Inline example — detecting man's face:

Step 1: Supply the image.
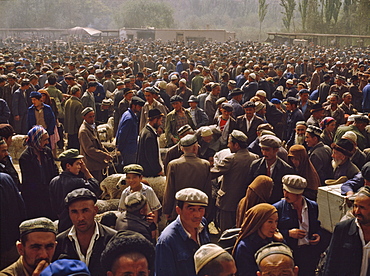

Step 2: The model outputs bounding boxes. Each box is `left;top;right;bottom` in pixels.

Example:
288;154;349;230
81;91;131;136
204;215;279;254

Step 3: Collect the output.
17;232;56;273
354;194;370;226
176;202;205;230
257;254;298;276
261;147;278;162
227;137;237;153
108;255;149;276
330;96;338;106
285;102;292;111
132;104;143;113
332;149;346;165
297;84;305;91
189;102;198;109
7;78;15;85
66;159;83;175
305;132;317;148
300;93;309;102
221;108;232;118
283;190;301;205
0;143;8;161
212;86;221;96
343;95;352;104
88;86;97;93
31;97;42;108
171;101;182;111
84;111;95;125
295;125;306;136
69;199;97;233
244;107;255;118
125;173;142;190
144;92;154;103
153;117;162;129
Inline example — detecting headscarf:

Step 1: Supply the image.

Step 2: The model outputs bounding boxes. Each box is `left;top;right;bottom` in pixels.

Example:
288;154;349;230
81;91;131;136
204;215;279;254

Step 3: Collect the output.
25;125;48;151
288;145;321;194
319;117;335;130
236;176;273;227
233;203;277;256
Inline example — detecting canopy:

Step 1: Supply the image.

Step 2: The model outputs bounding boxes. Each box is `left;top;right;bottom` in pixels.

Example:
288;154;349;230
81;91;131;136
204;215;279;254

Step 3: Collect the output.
68;27;102;36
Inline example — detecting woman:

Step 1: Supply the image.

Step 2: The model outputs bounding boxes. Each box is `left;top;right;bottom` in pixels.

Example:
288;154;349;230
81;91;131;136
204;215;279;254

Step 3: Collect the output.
233;203;281;276
288;144;321;201
19;125;59;219
320;117;336;146
236;175;274;227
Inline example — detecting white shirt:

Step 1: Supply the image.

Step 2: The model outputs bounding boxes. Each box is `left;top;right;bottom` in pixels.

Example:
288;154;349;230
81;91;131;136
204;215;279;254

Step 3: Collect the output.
246;116;254;132
179;216;204;245
297;199;310;246
67;222;100;266
355;218;370;276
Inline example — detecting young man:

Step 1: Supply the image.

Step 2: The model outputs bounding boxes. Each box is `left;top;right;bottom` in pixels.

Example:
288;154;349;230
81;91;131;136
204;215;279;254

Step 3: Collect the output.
64;85;83;149
27;91;55;136
215;102;236;148
187;95;208;129
236;101;264;146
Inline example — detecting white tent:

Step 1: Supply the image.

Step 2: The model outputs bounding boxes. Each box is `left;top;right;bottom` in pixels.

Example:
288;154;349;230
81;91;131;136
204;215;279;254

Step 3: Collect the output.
68;27;102;36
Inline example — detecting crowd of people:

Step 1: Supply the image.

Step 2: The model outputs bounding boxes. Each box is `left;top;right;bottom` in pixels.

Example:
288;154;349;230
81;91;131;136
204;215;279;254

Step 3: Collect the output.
1;38;370;275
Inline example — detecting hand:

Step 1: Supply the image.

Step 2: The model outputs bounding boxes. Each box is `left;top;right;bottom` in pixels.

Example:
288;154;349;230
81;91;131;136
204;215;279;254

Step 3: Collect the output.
32;260;48;276
273;231;284;242
146;212;155;224
14;115;20;121
158;171;164;176
80;159;88;173
288;228;307;239
309;233;321;245
346;191;354;197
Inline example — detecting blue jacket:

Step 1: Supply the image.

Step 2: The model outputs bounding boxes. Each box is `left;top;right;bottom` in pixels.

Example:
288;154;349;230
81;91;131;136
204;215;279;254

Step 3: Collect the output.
27;104;56;135
155;216;210;276
362;83;370;112
0;98;10;123
116;108;139;155
273;198;321;250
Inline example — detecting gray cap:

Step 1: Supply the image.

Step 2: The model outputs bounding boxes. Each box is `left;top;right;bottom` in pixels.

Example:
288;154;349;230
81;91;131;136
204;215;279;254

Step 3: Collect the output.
177;124;193;136
194;244;227;274
65;188;97;207
123;164;143;175
282;175;307;194
81;107;94;116
259;134;281;148
19;217;57;237
124;192;147;213
230;129;248;143
180;134;198;147
216;97;227;106
175;188;208;206
255;242;294;265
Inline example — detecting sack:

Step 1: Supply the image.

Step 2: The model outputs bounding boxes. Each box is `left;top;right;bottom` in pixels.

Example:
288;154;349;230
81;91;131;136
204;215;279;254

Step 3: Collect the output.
217;228;241;254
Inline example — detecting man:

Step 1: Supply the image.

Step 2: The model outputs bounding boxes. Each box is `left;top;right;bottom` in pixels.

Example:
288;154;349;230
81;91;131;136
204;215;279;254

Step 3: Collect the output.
298;89;315;120
194;244;237;276
273;175;321;276
192;69;204;96
331;138;359;180
323;93;345;126
236;101;264;146
211;130;258;231
45;74;65;121
329;75;349;99
137;108;164;177
78;107;112;182
0;98;10;124
27;91;55;136
228;88;244;118
310;64;322;92
323;186;370;275
116;96;145;165
205;83;220;124
187;95;209;129
0;128;20;188
339;91;357;115
255;242;298;276
81;81;97;112
0;217;57;276
285;97;304;142
165;95;195;147
166;74;179;97
53;188;117;276
341;161;370;196
11;79;31;134
306;103;324;127
215;103;236;148
176;78;193;107
248;135;294;204
305;126;333;185
100;230;155;276
115;192;156;243
163;134;212;221
334;114;369;150
49;149;101;233
286;121;308;150
318;74;332;104
362;77;370;113
156;188;211;276
64;85;83;149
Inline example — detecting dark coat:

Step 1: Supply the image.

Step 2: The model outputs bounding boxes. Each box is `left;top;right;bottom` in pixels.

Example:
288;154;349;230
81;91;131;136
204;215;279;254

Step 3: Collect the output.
236;115;264;146
27;104;56;135
54;223;117;276
115;212;154;243
308;142;333;185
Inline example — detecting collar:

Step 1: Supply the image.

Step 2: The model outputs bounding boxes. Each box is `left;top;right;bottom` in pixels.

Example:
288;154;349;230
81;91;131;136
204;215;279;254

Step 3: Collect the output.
67;221;100;242
176;216;204;241
147;123;157;134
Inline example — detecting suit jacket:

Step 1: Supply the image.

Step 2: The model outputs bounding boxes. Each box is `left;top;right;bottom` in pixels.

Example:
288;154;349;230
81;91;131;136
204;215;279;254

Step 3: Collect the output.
11;88;28;117
64;96;83;135
236;115;264;146
116;108;139;154
205;93;218;124
323;105;345;126
78;121;110;171
310;71;321;92
187;106;209;129
137;125;162;177
139;99;167;131
323;218;362;276
165;108;195;147
81;91;96;111
163;153;212;218
27;104;56;135
211;148;258;211
54;223;117;276
248;157;295;204
308;142;333;185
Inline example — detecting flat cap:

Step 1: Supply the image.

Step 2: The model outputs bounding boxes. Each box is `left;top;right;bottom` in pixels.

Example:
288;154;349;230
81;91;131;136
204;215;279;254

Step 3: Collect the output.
58;149;84;161
270;98;281;104
243;101;256;108
255;242;294;265
131;96;145;106
188;95;199;103
311;103;324;113
81;107;94;117
230;129;248;143
175;188;208;206
180;134;198;147
259;134;281;148
256;90;266;98
201;126;213;137
123;164;143;175
221;102;233;112
20;217;57;238
125;192;147;213
177;124;193;136
361;162;370;181
40;259;90;276
170;74;178;80
286;79;294;85
216;97;227;106
148;108;163;119
65;188;97;207
282;175;307;194
229;88;243;97
30;91;42;99
255;101;266;113
286;97;299;105
194;244;227;274
170;95;183;103
87;74;96;80
299;89;309;95
306;125;322;137
179;78;187;84
227;80;236;87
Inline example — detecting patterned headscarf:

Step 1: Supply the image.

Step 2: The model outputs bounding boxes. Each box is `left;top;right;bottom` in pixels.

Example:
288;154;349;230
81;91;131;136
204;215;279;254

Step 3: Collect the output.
319;117;335;130
25;125;48;151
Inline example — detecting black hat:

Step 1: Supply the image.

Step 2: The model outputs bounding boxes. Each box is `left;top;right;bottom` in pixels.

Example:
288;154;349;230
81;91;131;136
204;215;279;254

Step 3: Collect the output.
131;96;145;106
311;103;324;113
170;95;183;103
64;188;97;207
148;108;163;119
229;88;243;97
286;97;299;105
243;101;256;108
221;102;233;112
332;139;355;157
188;95;199;103
361;162;370;181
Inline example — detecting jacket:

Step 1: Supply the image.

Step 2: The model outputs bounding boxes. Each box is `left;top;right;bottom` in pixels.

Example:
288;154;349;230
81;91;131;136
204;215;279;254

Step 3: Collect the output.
27;104;55;135
165;108;195;147
0;257;27;276
139;99;167;131
187;106;208;129
11;88;28;117
64;96;83;135
236;115;264;146
0;99;10;123
308;142;333;185
116;108;139;154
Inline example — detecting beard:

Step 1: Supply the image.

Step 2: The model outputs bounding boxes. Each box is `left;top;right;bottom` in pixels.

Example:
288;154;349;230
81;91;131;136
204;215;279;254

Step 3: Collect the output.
295;134;305;145
332;158;344;169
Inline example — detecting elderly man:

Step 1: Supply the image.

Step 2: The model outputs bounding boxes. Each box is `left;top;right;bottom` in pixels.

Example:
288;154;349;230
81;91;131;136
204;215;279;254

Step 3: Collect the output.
156;188;211;276
211;130;258;231
100;231;155;276
273;175;321;276
331;138;359;180
286;121;308;150
194;244;236;276
78;107;112;182
255;242;298;276
0;217;57;276
54;188;117;276
324;186;370;275
163;134;212;221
